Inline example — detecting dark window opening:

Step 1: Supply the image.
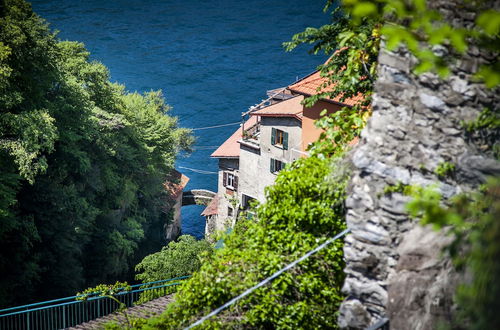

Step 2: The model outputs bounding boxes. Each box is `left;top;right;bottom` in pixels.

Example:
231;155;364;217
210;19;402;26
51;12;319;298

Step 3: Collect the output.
270;158;285;173
242;194;257;210
223;172;238;190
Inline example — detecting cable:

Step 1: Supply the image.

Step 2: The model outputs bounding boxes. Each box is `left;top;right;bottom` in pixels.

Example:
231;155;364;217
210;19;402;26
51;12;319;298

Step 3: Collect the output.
191;122;240;131
178;166;218;175
184;228;351;329
193;146;220;150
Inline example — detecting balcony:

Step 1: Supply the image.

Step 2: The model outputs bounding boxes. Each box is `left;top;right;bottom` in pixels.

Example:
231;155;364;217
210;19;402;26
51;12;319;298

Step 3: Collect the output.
240;122;260;149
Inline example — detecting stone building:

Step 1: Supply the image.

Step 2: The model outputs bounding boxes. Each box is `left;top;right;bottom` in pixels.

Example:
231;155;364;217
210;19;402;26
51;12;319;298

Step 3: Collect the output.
205;64;361;236
162;170;189;241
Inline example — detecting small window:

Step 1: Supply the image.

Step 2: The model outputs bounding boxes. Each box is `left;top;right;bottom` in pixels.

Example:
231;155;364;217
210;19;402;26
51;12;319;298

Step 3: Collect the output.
270;158;285;173
271;128;288;150
242;194;257;210
228;207;233;217
223;172;238;190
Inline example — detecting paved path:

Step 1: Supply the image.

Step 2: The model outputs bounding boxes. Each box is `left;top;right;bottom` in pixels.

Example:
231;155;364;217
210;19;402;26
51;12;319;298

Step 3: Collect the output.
69;295;174;329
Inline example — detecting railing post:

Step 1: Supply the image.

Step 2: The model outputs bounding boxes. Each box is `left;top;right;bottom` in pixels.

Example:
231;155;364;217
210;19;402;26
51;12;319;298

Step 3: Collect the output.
62;304;66;328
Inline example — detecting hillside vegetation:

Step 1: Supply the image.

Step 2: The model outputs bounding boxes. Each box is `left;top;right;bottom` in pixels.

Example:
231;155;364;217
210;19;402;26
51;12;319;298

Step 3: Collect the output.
0;0;192;306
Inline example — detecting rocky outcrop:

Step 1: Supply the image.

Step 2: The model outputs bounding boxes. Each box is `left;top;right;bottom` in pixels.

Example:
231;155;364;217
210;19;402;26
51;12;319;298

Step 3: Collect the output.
338;1;500;328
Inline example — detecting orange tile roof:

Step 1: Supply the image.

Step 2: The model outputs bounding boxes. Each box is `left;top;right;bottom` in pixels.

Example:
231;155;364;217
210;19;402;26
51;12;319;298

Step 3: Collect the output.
163;170;190;199
250;95;304;121
201;195;219;216
211;116;258;158
288;69;364;107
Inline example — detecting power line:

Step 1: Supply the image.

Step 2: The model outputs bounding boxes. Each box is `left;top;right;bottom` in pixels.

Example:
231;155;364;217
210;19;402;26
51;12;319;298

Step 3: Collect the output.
178;166;218;175
191;122;240;131
193;146;220;150
184;228;351;329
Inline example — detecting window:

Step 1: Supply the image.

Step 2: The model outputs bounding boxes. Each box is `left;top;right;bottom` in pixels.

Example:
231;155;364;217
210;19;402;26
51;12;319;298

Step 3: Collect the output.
242;194;257;210
270;158;285;173
228;207;233;217
223;172;238;190
271;128;288;150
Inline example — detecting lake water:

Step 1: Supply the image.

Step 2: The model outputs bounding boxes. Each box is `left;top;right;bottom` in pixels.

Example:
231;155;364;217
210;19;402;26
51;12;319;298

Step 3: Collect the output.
31;0;328;238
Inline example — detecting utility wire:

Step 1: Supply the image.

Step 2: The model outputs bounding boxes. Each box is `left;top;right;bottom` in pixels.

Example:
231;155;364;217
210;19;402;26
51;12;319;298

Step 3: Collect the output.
178;166;218;175
193;146;220;150
185;228;351;329
191;122;240;131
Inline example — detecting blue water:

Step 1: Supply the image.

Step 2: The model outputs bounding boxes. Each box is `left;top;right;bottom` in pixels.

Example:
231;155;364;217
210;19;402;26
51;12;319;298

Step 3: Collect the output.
31;0;328;238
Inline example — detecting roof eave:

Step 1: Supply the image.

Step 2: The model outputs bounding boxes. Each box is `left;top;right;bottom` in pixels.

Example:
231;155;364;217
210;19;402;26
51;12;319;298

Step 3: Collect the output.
253;113;303;121
211;155;240;159
287;88;354;108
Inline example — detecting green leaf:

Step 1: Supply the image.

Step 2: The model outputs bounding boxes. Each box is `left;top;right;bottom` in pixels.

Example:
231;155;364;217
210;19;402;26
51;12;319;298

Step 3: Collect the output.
352;2;378;19
477;10;500;36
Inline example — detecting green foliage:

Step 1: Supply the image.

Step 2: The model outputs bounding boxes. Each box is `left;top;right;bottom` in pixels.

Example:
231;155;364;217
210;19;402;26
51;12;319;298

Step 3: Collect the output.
142;155;348;329
0;0;192;306
382;181;411;196
77;281;132;301
434;161;456;179
284;3;380;107
284;1;377;157
135;235;213;282
462;107;500;159
406;185;464;230
133;235;211;304
406;179;500;328
78;281;135;329
342;0;500;87
311;107;368;156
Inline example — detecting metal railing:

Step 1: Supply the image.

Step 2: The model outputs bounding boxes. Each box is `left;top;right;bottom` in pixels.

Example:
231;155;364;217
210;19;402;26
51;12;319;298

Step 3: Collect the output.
0;276;190;330
242;121;261;141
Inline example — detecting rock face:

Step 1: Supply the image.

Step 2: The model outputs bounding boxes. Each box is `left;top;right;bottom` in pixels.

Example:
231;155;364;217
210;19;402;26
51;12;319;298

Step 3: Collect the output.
338;1;500;328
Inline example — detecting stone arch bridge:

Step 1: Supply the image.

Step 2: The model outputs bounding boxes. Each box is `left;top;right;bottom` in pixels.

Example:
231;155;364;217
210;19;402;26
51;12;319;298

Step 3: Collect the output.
182;189;216;206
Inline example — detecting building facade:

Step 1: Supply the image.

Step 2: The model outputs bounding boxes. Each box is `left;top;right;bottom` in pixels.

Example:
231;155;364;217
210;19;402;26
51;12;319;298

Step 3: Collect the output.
204;64;361;236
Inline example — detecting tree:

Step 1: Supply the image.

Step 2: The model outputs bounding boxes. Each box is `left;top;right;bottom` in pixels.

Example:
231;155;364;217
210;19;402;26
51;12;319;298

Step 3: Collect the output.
0;0;192;306
135;235;213;282
143;155;348;328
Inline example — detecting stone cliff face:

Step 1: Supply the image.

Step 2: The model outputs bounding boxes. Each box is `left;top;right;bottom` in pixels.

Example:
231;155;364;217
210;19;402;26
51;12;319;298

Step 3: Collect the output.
338;1;500;328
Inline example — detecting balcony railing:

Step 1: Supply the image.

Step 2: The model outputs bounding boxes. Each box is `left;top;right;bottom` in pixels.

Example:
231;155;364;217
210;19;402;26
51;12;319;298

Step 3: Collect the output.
242;122;260;142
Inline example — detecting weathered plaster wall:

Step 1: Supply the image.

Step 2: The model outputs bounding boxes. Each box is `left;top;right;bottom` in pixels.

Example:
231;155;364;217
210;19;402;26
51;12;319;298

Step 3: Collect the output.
207;158;239;236
302;99;342;151
238;144;263;202
260;116;302;165
338;1;500;328
238;116;302;204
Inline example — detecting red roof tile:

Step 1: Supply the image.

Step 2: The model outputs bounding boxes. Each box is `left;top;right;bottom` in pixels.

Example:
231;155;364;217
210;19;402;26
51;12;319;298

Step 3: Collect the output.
211;116;258;158
288;53;364;107
163;170;189;199
288;70;364;107
250;95;304;120
201;195;219;216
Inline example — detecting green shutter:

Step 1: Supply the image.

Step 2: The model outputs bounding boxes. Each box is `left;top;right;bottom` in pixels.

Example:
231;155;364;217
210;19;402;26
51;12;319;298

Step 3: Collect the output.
271;128;276;145
270;158;275;173
283;131;289;150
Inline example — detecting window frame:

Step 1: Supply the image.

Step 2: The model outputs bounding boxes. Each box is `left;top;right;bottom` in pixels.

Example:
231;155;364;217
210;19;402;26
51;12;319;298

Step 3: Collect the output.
270;158;285;173
223;171;238;190
271;128;289;150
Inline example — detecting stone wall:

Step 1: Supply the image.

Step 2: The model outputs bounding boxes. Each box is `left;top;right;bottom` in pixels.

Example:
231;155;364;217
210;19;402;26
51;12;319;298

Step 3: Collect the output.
338;1;499;328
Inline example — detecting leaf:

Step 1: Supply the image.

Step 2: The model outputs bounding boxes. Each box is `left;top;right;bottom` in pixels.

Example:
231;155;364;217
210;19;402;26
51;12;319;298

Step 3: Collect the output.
477;10;500;36
352;2;378;19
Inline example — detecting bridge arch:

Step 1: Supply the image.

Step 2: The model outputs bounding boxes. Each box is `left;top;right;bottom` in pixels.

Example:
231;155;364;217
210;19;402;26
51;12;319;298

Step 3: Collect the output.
182;189;216;206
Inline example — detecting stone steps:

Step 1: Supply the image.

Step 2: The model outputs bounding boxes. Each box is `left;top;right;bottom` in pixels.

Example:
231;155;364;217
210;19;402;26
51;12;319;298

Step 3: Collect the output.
69;295;174;329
